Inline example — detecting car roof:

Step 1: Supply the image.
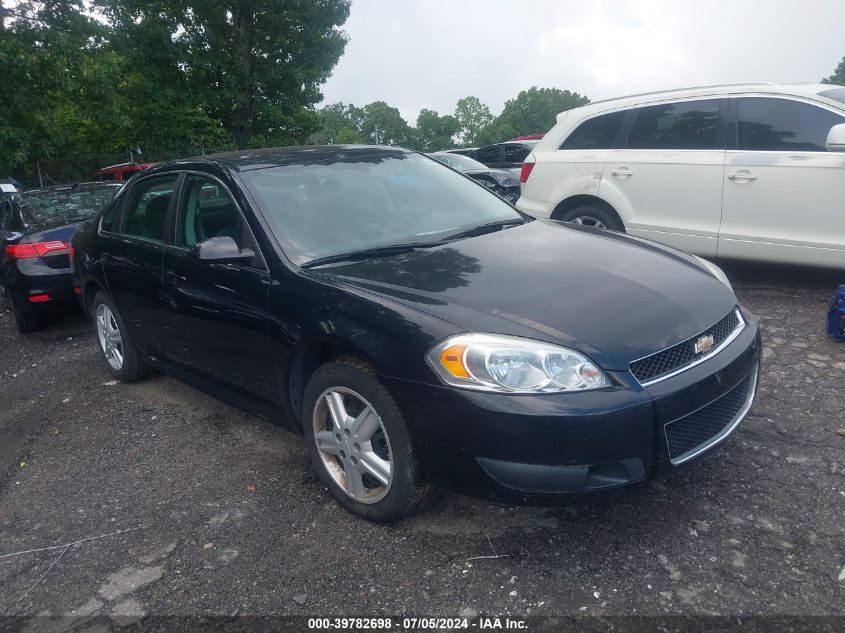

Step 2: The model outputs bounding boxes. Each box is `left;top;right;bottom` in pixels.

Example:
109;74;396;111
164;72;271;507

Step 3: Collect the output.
23;182;123;196
180;145;412;172
556;82;842;122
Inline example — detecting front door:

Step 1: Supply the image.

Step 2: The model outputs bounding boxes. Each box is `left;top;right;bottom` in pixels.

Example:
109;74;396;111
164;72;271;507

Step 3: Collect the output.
719;96;845;266
160;173;286;408
602;98;726;256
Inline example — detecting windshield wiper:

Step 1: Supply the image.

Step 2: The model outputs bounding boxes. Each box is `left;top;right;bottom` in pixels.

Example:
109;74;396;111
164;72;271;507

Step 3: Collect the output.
441;218;526;242
301;242;444;269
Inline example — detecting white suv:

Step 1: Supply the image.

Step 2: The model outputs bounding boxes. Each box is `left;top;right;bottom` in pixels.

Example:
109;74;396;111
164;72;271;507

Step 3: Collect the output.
517;83;845;267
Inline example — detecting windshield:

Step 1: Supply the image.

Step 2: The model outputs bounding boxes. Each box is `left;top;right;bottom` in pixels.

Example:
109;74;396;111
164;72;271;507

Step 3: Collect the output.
241;152;523;264
21;186;121;222
429;153;489;172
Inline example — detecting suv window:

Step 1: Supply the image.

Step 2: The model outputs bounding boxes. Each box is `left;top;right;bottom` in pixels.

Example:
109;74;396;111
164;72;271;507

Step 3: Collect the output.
737;97;845;152
121;175;178;243
503;144;530;163
628;99;721;150
561;110;628;150
474;145;501;165
176;175;262;266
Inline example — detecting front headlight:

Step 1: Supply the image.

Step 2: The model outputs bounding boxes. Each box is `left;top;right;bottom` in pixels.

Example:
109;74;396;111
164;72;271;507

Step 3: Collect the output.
427;333;611;393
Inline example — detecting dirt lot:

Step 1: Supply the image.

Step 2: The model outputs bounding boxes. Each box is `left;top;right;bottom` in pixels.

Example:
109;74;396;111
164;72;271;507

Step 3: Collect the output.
0;261;843;626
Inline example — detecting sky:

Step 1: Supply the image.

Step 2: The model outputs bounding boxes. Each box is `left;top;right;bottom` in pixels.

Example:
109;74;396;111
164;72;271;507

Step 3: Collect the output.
320;0;845;124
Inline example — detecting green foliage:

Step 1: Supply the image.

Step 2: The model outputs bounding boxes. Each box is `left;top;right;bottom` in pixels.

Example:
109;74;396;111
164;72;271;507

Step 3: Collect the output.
822;56;845;86
360;101;411;146
411;109;458;152
454;96;494;146
0;0;350;180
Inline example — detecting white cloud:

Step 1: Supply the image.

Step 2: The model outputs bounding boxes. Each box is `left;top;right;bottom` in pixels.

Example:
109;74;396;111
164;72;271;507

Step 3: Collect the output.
321;0;845;123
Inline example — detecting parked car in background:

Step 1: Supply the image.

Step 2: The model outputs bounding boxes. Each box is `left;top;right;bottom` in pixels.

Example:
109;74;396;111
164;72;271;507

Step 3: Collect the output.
517;83;845;268
443;147;478;157
91;162;157;182
472;140;539;172
1;182;121;332
72;145;759;522
428;151;521;203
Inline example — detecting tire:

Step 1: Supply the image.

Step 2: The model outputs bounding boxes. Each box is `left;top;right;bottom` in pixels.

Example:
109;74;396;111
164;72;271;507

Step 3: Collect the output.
302;357;436;522
559;204;624;232
91;291;154;382
10;300;41;334
2;281;41;334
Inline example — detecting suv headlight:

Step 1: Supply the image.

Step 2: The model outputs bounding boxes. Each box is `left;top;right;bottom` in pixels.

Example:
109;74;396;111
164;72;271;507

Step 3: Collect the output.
427;333;610;393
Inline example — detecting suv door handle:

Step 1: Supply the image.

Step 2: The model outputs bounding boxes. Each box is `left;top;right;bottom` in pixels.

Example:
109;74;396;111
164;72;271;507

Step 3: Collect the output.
728;171;757;181
611;167;633;178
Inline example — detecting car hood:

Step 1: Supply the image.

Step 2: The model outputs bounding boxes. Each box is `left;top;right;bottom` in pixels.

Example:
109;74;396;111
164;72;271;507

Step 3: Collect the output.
315;220;737;370
464;169;520;187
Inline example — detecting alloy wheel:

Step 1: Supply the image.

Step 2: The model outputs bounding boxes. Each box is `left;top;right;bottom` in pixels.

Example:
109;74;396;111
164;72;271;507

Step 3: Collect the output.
312;386;393;504
96;304;124;371
571;216;607;229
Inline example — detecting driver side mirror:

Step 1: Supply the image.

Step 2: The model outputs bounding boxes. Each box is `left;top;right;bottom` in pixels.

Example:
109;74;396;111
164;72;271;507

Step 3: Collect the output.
826;123;845;152
189;236;254;264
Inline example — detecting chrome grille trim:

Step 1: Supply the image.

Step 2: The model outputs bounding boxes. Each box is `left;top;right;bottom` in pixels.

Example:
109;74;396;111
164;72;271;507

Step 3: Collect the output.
665;365;758;465
630;308;746;387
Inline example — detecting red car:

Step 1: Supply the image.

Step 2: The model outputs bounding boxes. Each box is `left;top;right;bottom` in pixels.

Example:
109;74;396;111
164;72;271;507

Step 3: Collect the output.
90;162;157;182
509;134;544;141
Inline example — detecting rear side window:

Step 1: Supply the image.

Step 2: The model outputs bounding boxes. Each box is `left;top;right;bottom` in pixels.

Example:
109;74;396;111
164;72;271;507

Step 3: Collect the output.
0;200;12;230
628;99;721;150
121;175;178;243
560;110;628;150
474;145;501;165
503;144;530;163
737;97;845;152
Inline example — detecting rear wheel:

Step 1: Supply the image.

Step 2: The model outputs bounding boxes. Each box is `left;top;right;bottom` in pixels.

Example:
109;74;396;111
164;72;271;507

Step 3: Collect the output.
302;357;435;522
2;281;40;334
559;204;624;231
91;291;153;382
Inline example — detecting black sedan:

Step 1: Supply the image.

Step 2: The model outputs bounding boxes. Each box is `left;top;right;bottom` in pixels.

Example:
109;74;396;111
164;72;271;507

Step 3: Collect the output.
71;146;760;522
428;152;520;203
1;182;122;332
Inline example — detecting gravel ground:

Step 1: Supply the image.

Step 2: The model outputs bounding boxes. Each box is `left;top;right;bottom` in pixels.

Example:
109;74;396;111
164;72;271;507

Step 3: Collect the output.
0;261;843;627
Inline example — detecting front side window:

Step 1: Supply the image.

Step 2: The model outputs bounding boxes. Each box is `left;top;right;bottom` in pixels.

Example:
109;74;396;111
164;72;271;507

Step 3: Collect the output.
737;97;845;152
628;99;721;150
121;175;178;243
560;110;628;150
242;152;523;263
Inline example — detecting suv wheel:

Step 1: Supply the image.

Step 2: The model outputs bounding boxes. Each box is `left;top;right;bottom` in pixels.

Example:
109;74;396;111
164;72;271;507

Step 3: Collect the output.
560;204;624;231
302;357;436;522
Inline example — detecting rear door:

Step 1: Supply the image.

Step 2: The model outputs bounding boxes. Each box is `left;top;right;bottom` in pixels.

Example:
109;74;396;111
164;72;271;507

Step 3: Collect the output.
719;95;845;266
602;98;726;256
102;173;178;355
159;173;286;408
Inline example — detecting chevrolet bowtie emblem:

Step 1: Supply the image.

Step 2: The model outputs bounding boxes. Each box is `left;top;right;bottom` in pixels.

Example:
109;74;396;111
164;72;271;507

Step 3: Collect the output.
694;334;715;355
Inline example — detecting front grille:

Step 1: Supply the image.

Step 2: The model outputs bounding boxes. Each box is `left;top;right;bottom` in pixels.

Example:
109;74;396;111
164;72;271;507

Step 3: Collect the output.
664;372;754;462
630;309;742;384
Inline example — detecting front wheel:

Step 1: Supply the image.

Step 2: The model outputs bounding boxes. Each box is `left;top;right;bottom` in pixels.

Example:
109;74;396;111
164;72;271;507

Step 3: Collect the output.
559;204;624;231
302;357;435;522
91;291;153;382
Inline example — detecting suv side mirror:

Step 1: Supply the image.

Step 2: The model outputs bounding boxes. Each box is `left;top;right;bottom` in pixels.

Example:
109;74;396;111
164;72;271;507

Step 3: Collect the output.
826;123;845;152
189;236;254;263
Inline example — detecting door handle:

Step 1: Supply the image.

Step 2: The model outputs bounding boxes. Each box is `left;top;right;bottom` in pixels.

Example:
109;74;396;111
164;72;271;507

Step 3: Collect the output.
611;167;633;178
728;171;757;181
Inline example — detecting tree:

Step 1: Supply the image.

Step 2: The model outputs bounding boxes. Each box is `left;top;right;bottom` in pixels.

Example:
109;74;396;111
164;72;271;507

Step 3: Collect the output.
360;101;411;146
411;109;458;151
98;0;351;148
454;96;493;146
316;102;365;143
822;56;845;86
495;87;590;137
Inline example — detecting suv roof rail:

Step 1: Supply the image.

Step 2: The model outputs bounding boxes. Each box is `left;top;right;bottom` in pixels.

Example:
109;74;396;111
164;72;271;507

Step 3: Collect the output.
584;82;780;108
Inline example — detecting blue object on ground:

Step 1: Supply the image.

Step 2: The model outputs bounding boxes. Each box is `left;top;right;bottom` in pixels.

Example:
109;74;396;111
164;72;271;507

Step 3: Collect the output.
827;285;845;341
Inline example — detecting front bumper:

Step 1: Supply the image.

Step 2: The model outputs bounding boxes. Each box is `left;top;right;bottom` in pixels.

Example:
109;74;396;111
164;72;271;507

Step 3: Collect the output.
385;310;761;504
4;259;76;317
